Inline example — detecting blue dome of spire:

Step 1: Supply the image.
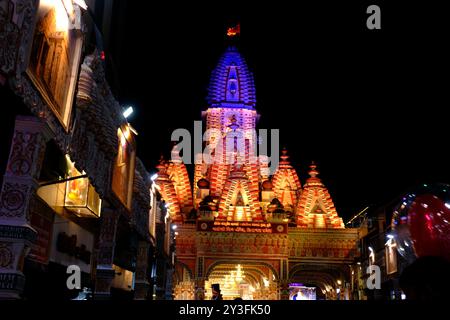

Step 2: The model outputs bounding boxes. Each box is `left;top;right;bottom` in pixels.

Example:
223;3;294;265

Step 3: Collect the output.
207;47;256;109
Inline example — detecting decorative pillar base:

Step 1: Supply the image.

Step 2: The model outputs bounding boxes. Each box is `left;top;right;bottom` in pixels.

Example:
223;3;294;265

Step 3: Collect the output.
134;280;150;300
0;272;26;300
134;240;150;300
0;224;37;299
194;277;205;300
0;116;52;299
279;281;290;300
94;267;116;300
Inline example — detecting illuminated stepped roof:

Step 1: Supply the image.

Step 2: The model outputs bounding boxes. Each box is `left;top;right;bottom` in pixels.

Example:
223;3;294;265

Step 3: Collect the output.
155;156;182;221
217;165;262;221
296;163;344;229
168;146;193;209
157;44;347;229
207;46;256;109
272;149;302;210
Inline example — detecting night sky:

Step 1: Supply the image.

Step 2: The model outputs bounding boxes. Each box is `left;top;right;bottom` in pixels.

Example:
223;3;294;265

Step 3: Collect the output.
2;2;449;221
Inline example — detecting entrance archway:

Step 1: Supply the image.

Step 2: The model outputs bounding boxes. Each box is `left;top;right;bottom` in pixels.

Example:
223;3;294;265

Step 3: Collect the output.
205;262;279;300
289;264;350;300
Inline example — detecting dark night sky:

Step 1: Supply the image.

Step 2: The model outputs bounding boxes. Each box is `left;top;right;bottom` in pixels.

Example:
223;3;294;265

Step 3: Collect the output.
1;1;449;221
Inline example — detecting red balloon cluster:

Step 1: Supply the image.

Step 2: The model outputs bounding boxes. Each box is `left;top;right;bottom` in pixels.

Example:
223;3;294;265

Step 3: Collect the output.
408;194;450;261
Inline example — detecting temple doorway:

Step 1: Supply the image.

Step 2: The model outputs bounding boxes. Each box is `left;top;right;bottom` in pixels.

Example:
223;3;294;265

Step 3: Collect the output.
289;264;350;300
205;262;279;300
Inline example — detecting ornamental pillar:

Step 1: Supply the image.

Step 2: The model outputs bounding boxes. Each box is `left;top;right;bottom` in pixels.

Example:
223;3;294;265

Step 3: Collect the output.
195;278;206;300
279;259;290;300
94;208;119;299
279;280;290;300
134;240;150;300
0;116;52;299
194;256;205;300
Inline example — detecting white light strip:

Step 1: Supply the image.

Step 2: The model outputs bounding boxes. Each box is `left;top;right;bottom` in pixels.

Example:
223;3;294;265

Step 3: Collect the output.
73;0;88;10
123;106;133;119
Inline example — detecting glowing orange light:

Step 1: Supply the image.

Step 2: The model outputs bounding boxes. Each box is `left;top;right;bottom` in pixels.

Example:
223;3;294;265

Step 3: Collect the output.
64;155;102;218
227;23;240;37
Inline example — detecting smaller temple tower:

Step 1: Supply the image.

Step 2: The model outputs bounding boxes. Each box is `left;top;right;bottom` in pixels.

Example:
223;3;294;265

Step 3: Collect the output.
296;162;344;228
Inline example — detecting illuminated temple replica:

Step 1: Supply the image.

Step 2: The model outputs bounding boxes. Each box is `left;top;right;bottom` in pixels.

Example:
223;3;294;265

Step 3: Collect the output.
155;42;360;300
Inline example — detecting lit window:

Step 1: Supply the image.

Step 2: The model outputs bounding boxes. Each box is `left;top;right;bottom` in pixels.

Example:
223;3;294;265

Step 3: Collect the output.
64;155;102;218
112;126;136;209
27;0;83;129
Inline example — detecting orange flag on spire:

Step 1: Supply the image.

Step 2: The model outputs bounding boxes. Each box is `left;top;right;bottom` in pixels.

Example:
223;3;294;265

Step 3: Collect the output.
227;23;241;37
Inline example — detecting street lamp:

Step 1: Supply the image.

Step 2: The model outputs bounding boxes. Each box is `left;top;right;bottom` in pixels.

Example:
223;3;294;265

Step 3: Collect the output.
123;106;133;119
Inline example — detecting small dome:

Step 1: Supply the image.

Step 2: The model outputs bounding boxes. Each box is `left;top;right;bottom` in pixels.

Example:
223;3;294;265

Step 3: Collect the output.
262;180;273;190
197;178;210;189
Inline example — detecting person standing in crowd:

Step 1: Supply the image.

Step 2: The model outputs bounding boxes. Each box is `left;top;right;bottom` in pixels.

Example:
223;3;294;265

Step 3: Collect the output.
211;284;223;300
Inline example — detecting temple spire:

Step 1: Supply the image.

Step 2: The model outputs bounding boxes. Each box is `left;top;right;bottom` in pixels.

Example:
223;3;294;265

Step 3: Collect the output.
271;147;302;209
280;148;289;163
207;33;256;109
308;161;319;178
296;161;344;228
278;147;293;169
304;161;323;187
156;155;168;179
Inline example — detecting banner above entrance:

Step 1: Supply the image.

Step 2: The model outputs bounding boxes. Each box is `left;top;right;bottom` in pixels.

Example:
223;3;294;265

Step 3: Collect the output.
197;220;288;234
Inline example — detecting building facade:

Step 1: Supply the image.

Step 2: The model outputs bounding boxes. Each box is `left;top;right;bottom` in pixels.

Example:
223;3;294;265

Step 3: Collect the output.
0;0;166;300
149;181;176;300
352;189;430;300
155;46;360;300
